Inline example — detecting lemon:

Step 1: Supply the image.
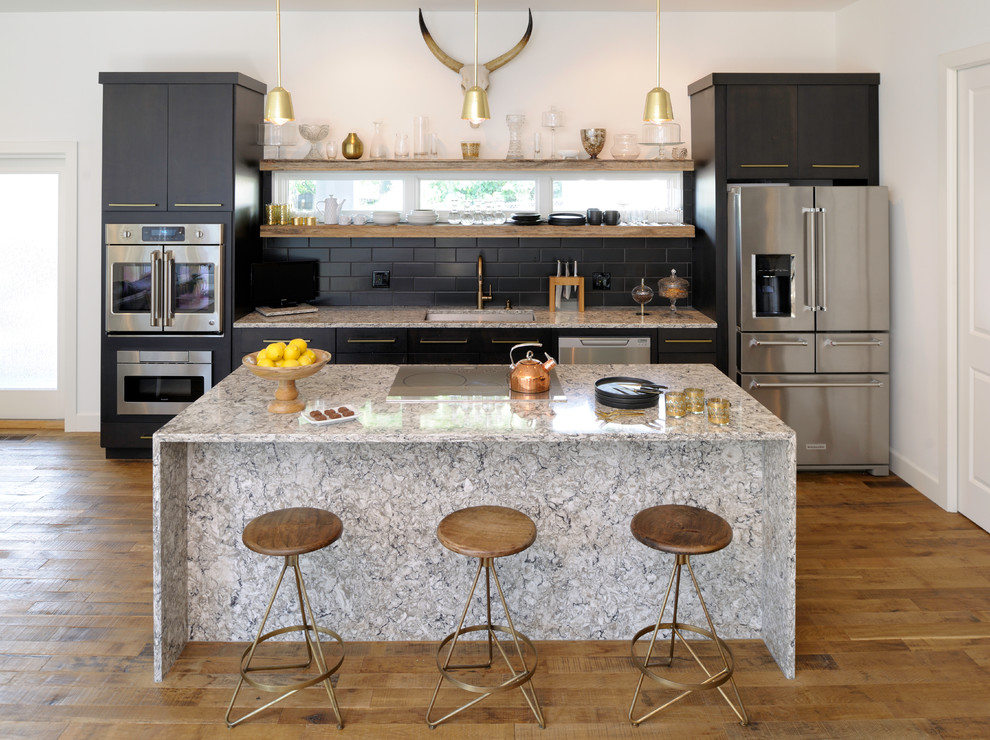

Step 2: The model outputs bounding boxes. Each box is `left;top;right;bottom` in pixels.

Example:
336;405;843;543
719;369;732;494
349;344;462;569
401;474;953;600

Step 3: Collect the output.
275;360;285;367
257;357;275;367
266;342;285;361
298;354;314;366
256;347;269;361
289;337;308;352
302;349;317;363
283;345;301;361
282;358;301;368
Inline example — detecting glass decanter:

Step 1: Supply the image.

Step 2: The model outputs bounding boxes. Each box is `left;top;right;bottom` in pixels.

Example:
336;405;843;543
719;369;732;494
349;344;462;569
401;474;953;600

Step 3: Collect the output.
370;120;388;160
631;278;654;316
505;114;526;159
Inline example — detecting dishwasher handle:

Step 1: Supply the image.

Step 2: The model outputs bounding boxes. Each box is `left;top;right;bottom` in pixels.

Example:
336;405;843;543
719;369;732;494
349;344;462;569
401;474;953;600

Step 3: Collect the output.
563;338;634;347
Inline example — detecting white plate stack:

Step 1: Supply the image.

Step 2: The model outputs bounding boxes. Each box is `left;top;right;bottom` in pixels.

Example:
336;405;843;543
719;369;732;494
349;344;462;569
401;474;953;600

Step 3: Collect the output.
406;209;438;225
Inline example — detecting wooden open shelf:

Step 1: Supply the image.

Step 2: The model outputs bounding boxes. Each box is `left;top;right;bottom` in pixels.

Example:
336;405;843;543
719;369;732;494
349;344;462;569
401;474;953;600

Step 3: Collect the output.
261;223;695;239
261;158;693;172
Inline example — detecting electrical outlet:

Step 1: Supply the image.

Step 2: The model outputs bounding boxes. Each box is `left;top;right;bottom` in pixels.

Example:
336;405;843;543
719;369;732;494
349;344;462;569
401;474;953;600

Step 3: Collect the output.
372;270;390;288
592;272;611;290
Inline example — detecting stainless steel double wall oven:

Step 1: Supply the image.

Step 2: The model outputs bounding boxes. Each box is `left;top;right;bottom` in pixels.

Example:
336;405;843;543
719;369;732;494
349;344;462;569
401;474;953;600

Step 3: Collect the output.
102;220;232;458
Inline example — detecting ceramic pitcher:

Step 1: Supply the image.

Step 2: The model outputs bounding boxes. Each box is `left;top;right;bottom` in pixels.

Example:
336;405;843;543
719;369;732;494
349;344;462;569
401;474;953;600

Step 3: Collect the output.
317;196;346;225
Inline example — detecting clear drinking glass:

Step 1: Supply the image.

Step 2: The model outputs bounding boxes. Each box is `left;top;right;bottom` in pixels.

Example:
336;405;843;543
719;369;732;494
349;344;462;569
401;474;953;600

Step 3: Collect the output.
394;133;410;159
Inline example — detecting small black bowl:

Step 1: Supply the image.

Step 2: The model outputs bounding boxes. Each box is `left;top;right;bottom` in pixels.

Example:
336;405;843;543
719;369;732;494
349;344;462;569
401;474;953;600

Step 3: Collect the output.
603;210;620;226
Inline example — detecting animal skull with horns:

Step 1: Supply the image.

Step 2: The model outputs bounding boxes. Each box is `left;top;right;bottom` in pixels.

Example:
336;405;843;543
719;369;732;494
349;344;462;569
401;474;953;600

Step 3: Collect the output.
419;7;533;97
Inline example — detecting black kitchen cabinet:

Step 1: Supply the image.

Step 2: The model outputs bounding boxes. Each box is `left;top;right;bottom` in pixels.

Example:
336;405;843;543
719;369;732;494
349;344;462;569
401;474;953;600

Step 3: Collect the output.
724;81;876;182
408;328;480;365
101;84;168;210
478;328;553;364
656;328;716;364
234;327;336;363
100;72;265;213
725;85;798;179
796;84;875;179
335;327;407;364
689;72;879;373
167;84;234;211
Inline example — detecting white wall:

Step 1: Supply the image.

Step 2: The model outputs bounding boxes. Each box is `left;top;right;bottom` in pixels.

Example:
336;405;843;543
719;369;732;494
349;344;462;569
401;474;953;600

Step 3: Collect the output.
835;0;990;507
0;9;836;430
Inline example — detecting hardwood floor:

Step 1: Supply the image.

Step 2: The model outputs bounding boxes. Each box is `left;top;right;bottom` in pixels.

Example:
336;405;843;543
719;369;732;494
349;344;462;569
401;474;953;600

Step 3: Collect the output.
2;427;989;738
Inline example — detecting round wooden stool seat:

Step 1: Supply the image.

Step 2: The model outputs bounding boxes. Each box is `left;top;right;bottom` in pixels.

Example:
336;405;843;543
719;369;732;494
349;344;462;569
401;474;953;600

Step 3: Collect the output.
242;506;343;557
437;505;536;559
631;504;732;556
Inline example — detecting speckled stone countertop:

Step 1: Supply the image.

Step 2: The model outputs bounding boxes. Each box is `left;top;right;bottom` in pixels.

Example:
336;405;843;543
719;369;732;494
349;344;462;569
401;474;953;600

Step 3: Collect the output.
158;363;785;443
234;305;716;329
152;363;796;683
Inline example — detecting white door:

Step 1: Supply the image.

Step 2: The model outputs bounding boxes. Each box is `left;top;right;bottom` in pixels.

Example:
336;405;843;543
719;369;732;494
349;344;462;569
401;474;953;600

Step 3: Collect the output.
958;63;990;531
0;145;76;421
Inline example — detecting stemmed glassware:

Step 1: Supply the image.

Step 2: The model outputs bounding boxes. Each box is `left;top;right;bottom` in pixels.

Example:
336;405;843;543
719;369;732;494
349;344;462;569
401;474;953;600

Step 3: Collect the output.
298;124;330;160
505;114;526;160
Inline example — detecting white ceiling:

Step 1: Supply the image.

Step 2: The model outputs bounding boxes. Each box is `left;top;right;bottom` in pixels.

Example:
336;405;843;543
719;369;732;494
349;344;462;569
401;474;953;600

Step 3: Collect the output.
0;1;860;12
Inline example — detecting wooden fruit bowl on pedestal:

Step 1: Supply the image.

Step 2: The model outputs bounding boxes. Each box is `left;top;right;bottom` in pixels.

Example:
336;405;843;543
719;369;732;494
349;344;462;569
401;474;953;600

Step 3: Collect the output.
242;349;332;414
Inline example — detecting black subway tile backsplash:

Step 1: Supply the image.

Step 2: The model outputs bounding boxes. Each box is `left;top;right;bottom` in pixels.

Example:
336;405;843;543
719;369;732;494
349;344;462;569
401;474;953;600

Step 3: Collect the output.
260;235;693;308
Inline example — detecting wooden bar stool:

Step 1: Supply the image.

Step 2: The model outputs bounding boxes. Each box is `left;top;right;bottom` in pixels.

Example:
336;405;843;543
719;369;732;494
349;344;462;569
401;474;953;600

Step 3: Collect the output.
225;506;345;729
426;505;545;729
628;504;749;727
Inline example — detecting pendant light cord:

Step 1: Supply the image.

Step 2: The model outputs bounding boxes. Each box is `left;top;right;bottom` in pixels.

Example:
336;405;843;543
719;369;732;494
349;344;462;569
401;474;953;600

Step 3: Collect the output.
275;0;283;88
656;0;661;88
474;0;480;88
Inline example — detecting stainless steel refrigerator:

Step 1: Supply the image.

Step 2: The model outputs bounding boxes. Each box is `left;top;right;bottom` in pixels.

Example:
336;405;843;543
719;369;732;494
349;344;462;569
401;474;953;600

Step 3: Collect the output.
729;185;889;475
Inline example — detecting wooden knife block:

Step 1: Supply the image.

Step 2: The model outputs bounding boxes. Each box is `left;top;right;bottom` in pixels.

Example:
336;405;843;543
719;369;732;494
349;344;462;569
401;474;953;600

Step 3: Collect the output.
549;276;585;313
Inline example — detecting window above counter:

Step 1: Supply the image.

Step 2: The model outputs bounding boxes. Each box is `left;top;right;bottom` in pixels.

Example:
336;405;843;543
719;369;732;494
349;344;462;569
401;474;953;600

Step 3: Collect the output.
261;158;694;239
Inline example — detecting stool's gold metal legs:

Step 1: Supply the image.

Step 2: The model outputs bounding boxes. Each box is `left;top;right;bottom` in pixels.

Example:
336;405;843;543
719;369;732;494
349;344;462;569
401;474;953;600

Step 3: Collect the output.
426;557;545;729
629;554;748;727
226;554;344;729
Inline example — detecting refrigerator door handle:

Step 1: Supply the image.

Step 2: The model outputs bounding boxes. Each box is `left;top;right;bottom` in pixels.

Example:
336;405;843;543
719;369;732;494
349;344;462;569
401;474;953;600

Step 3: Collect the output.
163;250;174;328
818;209;828;312
749;338;809;347
150;250;162;328
823;338;884;347
802;208;820;312
748;379;885;389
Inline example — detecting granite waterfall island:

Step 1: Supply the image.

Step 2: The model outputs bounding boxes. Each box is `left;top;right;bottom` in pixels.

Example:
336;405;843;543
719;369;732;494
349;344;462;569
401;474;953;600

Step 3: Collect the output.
152;363;796;681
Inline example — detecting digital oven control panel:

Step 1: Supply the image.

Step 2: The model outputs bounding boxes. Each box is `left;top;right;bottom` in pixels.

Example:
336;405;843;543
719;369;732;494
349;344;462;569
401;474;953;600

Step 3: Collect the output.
105;223;223;246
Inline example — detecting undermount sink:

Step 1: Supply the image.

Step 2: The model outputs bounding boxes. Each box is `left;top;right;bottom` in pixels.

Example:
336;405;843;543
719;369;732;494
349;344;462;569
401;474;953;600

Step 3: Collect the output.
425;309;535;322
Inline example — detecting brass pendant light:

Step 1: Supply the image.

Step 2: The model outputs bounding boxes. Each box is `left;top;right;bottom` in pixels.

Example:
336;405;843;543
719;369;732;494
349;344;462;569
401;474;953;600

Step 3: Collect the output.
461;0;491;126
264;0;295;125
643;0;673;124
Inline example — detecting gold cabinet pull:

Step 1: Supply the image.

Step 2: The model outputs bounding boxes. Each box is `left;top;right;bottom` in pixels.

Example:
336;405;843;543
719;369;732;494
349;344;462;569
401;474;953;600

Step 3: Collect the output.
664;338;713;344
811;164;860;169
173;203;224;207
347;338;397;344
739;164;790;168
108;203;158;207
419;339;469;344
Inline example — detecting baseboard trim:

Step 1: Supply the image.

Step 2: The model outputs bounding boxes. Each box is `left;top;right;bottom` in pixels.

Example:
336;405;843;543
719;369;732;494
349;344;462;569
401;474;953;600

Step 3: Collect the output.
890;450;945;510
65;413;99;433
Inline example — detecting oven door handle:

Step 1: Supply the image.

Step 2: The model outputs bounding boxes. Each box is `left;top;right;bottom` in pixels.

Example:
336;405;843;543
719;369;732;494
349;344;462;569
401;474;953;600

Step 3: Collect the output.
163;250;175;327
150;250;162;327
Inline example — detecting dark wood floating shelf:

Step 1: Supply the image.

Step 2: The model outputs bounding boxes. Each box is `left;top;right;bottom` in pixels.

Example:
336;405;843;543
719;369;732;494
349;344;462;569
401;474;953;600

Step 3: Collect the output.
261;223;695;239
261;158;694;172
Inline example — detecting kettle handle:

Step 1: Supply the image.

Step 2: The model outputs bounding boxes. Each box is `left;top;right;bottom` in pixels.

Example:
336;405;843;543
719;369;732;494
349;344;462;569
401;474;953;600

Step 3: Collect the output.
509;342;542;368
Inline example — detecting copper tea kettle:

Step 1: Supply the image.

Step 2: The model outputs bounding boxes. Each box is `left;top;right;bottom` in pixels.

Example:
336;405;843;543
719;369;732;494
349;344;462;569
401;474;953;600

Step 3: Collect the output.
509;343;557;394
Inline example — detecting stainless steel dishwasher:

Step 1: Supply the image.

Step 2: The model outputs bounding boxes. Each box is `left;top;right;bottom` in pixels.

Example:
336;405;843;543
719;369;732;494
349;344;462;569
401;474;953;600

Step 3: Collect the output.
557;336;652;364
